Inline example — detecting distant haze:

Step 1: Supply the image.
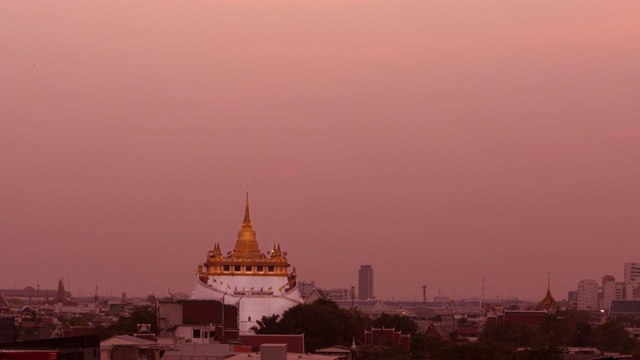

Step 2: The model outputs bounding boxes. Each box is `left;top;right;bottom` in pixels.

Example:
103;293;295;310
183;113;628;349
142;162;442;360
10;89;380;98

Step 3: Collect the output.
1;1;640;301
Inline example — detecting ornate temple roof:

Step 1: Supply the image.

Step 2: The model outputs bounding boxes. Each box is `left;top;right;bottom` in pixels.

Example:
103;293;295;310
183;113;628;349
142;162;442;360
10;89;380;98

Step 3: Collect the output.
538;274;557;311
199;189;293;280
231;190;263;259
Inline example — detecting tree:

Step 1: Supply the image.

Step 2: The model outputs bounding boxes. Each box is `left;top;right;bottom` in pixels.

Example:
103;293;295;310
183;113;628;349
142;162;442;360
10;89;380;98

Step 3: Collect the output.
483;320;536;348
516;346;562;360
252;314;281;334
96;306;157;340
594;320;639;354
61;316;89;329
251;299;356;352
433;340;512;360
371;314;418;335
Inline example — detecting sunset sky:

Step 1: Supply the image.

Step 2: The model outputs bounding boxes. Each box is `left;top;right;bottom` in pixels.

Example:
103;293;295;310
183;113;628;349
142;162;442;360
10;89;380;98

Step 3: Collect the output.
1;1;640;301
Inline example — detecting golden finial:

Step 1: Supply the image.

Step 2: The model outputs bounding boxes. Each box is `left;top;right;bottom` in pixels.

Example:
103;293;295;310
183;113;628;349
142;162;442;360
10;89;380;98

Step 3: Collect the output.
242;186;252;228
232;186;261;258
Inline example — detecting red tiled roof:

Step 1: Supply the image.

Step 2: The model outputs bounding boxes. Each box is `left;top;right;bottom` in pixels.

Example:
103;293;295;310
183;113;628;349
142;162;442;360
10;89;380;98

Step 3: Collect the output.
365;327;410;350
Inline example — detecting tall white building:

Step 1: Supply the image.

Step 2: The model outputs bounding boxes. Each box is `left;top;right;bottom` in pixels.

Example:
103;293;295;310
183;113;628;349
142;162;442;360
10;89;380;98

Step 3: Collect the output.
577;279;599;310
624;263;640;299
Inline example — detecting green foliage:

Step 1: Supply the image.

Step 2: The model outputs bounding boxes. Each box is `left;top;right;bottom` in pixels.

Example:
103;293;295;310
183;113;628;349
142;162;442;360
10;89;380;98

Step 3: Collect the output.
410;333;446;359
594;319;639;353
516;346;562;360
359;343;412;360
61;316;89;329
96;306;157;340
252;314;281;334
480;310;640;357
371;314;418;335
251;305;640;358
251;299;376;352
483;320;536;347
433;340;513;360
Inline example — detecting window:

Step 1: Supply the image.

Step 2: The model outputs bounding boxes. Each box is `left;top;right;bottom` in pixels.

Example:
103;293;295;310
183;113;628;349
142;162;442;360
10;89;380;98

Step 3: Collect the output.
268;266;275;272
193;329;201;338
257;266;264;272
246;266;252;272
235;265;241;272
223;265;230;272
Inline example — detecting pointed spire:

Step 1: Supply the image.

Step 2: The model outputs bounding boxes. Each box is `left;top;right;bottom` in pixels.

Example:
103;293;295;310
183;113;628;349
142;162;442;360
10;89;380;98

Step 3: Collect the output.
232;187;262;258
55;278;66;304
242;185;252;229
539;272;557;311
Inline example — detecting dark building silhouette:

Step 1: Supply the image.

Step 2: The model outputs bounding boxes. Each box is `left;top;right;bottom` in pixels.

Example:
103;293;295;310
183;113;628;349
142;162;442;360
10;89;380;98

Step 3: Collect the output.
0;335;99;360
358;265;374;300
0;317;16;344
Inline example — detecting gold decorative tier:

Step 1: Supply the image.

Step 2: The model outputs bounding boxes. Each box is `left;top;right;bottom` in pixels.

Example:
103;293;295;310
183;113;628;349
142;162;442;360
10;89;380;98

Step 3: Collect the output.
231;190;263;259
199;190;293;277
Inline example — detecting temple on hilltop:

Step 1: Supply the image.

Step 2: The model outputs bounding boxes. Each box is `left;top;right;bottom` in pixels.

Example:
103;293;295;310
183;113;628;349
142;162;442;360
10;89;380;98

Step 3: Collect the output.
538;274;558;313
191;190;302;332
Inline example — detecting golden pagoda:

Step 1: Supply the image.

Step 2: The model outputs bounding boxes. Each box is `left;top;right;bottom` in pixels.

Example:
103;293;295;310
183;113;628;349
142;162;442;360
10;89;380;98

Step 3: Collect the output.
538;273;558;313
192;189;301;332
198;190;292;278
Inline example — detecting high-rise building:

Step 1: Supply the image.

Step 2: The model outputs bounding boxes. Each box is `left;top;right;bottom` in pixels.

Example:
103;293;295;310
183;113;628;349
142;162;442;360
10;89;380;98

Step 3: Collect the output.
602;275;625;311
567;290;578;310
358;265;374;300
577;279;599;310
624;263;640;299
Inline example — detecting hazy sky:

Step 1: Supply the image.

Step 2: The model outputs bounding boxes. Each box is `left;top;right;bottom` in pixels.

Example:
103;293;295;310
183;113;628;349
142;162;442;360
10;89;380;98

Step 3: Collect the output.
2;1;640;302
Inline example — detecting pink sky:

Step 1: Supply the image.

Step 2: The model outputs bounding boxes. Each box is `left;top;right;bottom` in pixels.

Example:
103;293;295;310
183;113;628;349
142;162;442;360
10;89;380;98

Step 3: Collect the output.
1;1;640;301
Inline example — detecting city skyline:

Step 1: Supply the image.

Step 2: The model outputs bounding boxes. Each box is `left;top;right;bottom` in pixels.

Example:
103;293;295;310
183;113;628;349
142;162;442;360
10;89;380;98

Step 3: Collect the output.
2;1;640;302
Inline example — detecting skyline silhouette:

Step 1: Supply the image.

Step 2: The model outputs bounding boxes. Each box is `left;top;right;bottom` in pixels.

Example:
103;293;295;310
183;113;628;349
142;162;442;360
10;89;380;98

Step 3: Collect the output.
1;1;640;301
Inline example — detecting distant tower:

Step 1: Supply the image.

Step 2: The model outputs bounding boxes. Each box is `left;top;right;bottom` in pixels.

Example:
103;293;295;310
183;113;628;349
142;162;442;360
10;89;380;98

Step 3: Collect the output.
577;279;598;310
538;273;558;313
351;286;355;307
422;285;427;307
55;278;66;304
358;265;374;300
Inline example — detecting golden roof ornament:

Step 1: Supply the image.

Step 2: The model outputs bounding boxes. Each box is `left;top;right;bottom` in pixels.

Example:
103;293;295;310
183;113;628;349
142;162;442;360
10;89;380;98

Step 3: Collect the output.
538;272;558;311
232;187;263;259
